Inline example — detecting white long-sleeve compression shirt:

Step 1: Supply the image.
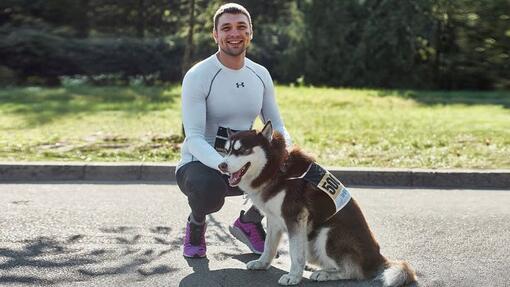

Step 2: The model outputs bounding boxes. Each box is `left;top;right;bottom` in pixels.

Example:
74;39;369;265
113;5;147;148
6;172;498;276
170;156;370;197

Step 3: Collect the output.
177;53;291;172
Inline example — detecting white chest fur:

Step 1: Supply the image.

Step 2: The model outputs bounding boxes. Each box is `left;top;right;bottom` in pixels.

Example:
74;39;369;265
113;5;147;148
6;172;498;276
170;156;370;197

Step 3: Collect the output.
245;187;287;231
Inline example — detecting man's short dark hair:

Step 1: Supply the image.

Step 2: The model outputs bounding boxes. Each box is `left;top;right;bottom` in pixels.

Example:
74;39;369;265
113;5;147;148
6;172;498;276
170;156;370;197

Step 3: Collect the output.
213;3;252;31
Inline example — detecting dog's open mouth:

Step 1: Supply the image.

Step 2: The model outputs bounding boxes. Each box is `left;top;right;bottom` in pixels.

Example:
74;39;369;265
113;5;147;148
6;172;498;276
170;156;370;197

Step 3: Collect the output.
228;162;251;187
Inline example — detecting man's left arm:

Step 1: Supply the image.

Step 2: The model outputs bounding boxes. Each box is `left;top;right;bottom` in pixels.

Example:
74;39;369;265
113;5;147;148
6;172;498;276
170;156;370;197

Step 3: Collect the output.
259;69;292;147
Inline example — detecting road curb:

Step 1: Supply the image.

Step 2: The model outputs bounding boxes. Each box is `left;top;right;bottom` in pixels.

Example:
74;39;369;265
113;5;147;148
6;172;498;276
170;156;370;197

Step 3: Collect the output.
0;162;509;189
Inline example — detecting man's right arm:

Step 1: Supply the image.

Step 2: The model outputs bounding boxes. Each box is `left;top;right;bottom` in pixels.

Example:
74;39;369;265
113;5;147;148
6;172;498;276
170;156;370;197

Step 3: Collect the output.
181;72;224;171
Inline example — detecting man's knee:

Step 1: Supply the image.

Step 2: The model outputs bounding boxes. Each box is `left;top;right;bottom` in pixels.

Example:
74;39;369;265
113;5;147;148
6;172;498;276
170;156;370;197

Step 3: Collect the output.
188;176;227;213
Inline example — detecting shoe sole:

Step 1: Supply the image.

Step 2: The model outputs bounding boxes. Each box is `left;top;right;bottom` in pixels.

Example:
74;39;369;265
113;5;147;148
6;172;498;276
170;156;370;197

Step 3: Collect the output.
183;253;206;258
229;225;263;255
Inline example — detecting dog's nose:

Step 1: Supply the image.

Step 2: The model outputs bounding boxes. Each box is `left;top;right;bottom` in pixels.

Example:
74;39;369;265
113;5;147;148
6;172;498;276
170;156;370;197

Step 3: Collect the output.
218;162;228;173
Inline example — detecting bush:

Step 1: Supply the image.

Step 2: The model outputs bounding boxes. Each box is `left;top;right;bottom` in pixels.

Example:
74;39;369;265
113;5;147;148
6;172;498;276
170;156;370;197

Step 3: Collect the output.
0;27;185;85
0;65;17;86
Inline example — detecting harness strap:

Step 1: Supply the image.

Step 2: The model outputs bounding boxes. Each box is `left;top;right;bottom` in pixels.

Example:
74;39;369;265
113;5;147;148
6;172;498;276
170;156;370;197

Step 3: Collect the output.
285;163;312;180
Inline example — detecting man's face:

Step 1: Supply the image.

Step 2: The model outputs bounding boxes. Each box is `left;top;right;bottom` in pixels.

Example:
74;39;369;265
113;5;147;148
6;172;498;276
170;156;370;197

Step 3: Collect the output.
213;13;252;57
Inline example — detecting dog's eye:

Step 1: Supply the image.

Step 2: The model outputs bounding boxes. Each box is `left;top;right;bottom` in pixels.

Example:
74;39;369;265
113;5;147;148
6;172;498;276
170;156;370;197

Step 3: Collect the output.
241;147;251;155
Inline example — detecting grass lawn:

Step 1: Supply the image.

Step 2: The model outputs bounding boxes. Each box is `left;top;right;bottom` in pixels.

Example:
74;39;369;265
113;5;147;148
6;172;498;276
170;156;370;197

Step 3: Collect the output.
1;85;509;169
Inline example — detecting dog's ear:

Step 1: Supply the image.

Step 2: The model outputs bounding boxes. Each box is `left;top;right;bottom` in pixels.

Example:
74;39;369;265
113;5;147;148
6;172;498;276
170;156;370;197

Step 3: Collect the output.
260;121;273;142
227;127;234;138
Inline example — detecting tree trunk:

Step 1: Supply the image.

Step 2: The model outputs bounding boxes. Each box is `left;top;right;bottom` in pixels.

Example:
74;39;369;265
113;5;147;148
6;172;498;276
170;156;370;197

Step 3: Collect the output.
181;0;195;77
137;0;146;38
76;0;90;38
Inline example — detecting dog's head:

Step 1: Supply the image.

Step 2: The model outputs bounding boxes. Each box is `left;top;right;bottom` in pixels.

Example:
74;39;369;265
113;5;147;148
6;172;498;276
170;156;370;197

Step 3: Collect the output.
218;121;276;188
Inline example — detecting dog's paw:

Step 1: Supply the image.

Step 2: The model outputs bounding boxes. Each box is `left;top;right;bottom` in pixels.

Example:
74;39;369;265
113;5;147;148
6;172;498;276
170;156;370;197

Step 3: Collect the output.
246;259;270;270
310;270;331;281
278;273;301;285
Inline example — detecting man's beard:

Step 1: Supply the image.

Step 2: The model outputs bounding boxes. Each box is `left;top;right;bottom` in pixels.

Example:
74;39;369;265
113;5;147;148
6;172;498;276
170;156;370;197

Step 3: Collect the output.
220;45;248;57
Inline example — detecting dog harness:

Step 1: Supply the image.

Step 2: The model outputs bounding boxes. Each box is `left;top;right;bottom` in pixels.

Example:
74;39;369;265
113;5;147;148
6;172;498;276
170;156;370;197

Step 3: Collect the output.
287;162;351;220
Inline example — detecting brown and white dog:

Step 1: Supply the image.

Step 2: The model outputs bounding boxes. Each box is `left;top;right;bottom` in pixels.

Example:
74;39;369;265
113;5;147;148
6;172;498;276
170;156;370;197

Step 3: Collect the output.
219;121;416;286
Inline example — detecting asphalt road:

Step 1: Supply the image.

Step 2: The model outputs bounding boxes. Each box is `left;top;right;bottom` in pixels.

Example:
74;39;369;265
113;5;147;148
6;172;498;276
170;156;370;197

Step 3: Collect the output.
0;182;509;287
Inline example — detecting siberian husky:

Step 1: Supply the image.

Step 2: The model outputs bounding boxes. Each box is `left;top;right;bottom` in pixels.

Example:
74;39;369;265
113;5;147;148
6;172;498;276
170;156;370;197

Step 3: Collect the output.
218;121;416;286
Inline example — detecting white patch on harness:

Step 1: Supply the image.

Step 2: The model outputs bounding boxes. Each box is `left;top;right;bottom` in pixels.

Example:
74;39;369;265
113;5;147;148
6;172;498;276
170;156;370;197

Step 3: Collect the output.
317;170;351;216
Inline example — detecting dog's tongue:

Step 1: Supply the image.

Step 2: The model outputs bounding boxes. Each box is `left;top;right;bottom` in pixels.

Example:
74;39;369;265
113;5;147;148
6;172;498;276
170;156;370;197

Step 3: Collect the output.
228;170;242;186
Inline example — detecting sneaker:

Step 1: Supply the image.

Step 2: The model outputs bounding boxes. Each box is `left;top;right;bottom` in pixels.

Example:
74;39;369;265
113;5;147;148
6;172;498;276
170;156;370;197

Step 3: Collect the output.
183;219;207;258
229;211;265;254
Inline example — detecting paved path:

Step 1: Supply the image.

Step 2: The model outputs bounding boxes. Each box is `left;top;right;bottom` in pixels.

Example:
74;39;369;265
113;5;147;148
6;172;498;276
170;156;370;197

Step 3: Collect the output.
0;182;509;286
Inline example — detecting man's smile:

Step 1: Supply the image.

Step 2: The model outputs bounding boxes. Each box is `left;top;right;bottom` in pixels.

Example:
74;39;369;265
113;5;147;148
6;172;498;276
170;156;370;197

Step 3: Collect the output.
227;39;243;46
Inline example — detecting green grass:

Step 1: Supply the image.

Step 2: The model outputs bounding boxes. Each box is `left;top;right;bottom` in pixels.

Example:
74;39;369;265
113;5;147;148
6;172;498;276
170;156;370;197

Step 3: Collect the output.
1;85;183;162
1;85;509;168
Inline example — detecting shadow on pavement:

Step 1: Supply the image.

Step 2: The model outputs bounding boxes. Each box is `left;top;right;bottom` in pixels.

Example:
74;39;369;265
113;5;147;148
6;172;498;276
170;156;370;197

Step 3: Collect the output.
180;255;291;287
0;225;179;285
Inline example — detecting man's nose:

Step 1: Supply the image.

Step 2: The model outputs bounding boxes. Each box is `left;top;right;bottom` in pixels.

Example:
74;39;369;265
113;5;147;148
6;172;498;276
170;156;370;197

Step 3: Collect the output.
227;29;242;37
218;162;228;173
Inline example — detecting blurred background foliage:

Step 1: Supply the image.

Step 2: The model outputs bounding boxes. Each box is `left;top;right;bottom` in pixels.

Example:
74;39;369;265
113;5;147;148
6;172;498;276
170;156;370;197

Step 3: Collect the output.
0;0;508;89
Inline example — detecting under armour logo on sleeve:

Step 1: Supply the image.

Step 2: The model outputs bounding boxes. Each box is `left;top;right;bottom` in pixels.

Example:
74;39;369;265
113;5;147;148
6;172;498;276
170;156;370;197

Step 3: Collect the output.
235;82;245;88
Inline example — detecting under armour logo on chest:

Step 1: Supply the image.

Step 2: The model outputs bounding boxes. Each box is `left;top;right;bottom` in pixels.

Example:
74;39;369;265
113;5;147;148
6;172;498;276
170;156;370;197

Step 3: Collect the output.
236;82;245;88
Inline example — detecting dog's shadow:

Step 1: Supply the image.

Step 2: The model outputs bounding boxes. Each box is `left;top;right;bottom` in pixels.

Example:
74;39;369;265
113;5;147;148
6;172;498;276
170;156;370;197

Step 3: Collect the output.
180;253;421;287
179;253;291;287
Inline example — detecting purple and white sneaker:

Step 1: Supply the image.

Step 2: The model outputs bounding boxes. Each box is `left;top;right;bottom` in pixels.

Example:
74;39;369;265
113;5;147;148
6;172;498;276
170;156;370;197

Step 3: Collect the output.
183;219;207;258
229;211;265;254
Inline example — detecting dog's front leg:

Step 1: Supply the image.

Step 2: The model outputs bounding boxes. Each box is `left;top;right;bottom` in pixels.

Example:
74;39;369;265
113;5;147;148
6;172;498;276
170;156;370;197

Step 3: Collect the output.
247;217;282;270
278;211;308;285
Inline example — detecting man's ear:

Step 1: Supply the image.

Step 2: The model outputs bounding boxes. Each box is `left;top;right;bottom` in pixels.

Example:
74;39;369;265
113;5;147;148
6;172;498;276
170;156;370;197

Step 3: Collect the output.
213;29;218;43
260;121;273;142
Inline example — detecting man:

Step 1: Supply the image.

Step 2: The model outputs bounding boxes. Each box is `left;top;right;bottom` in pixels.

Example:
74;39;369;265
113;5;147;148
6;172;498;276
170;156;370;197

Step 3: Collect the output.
177;3;292;258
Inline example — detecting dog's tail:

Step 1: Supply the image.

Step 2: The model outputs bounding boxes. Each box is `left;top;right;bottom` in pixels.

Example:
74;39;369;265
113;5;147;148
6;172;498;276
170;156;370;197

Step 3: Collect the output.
378;259;416;287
